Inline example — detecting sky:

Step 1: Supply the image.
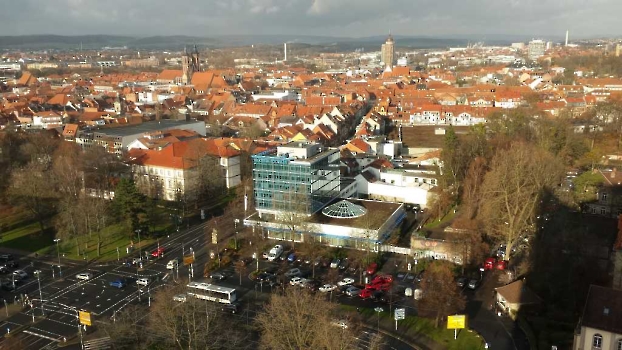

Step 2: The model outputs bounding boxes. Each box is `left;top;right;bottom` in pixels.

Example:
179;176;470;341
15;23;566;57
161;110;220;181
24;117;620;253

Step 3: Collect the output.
0;0;620;39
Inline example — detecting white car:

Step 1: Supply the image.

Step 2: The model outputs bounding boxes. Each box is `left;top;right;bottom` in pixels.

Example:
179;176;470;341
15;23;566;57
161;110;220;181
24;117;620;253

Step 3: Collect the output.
166;259;178;270
319;284;337;293
173;294;187;302
136;278;150;286
331;320;349;329
337;278;355;287
289;277;304;286
76;272;93;281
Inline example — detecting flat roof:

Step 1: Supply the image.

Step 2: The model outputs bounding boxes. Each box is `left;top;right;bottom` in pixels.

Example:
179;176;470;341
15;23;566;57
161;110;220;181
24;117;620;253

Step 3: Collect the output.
95;120;204;137
308;199;402;230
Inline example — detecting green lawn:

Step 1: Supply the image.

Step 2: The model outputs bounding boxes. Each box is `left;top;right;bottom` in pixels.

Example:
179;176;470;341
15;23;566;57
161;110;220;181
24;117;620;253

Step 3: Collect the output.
341;305;485;350
424;208;457;230
0;205;176;262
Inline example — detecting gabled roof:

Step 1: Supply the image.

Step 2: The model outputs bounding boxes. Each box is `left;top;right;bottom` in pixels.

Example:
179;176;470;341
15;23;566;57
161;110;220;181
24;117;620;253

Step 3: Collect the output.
580;285;622;334
495;279;541;306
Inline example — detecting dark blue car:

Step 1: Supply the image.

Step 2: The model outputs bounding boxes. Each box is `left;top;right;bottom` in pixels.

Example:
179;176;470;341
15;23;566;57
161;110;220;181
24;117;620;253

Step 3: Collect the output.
109;278;126;289
287;253;296;262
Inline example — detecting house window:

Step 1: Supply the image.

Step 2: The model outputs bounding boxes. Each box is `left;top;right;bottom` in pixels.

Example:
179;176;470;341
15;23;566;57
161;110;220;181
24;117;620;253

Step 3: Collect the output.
591;207;596;214
593;334;602;349
602;193;608;201
617;339;622;350
601;208;606;215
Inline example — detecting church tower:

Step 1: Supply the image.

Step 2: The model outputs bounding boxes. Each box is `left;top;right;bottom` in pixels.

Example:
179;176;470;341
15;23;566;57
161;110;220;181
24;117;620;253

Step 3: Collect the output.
181;46;191;84
381;34;395;70
191;45;200;73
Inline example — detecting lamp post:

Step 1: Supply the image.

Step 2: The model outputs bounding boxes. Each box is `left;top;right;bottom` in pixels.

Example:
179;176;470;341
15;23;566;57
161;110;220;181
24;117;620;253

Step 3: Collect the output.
234;219;240;250
374;307;383;332
37;272;44;316
135;229;142;261
54;238;62;277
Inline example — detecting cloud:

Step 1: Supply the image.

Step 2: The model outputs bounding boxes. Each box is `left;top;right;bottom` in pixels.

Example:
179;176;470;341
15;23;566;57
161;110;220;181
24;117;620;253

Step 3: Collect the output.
0;0;619;38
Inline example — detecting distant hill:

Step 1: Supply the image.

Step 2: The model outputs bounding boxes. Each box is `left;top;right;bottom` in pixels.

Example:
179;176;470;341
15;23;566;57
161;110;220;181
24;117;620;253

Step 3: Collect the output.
0;34;515;51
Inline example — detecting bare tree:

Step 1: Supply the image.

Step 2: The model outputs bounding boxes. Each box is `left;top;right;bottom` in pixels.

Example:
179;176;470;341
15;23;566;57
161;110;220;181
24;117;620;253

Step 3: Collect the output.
478;142;564;262
7;161;57;233
255;288;357;350
420;261;466;328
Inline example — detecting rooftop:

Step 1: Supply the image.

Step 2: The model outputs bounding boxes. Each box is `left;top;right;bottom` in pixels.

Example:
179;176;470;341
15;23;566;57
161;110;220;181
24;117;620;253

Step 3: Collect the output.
95;120;205;137
580;285;622;334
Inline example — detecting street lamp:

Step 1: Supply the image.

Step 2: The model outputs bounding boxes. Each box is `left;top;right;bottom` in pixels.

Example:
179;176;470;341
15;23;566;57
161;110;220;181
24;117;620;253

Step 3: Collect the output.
135;229;142;261
54;238;62;277
374;307;383;332
36;272;44;316
234;219;240;250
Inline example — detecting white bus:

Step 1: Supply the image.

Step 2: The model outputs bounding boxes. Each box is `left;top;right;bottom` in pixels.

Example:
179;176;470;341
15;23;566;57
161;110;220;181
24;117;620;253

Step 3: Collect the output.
186;282;237;304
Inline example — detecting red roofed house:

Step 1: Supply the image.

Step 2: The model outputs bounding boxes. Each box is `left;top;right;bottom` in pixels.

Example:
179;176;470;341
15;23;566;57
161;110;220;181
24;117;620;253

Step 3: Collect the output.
128;138;241;200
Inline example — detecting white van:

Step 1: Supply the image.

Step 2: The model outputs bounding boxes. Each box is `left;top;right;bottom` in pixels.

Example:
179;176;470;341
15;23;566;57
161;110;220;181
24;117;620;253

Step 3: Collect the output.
267;245;283;262
166;259;179;270
136;278;150;286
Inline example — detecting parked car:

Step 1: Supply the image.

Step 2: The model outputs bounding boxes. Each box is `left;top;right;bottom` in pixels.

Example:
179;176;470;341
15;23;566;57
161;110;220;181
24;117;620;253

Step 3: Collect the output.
4;260;18;268
0;266;9;274
13;270;28;280
345;286;361;297
284;268;302;278
221;303;239;314
337;278;355;287
319;284;337;293
330;259;341;269
496;260;508;270
173;294;187;302
372;275;394;284
287;253;297;263
109;278;126;288
0;254;13;261
359;288;374;299
151;247;165;258
338;259;349;271
365;281;391;291
366;262;378;276
289;277;305;286
331;320;349;329
257;272;275;283
483;257;497;271
132;257;142;265
262;252;269;259
136;278;150;287
210;272;226;281
303;279;321;291
372;290;387;303
467;279;479;290
166;259;179;270
76;272;93;281
1;280;16;291
456;277;468;288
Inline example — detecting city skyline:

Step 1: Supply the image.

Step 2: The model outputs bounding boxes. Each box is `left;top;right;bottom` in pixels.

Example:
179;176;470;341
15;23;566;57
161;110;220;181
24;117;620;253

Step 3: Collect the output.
0;0;620;39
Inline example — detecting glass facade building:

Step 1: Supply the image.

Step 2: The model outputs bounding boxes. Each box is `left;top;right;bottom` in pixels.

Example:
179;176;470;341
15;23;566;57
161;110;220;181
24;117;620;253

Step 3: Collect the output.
252;142;341;215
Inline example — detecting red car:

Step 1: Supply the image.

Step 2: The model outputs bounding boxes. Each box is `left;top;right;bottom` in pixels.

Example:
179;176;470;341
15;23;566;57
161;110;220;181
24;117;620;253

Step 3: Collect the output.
496;260;508;270
151;247;165;258
359;288;374;299
365;281;391;291
366;262;378;276
371;275;393;284
484;257;497;271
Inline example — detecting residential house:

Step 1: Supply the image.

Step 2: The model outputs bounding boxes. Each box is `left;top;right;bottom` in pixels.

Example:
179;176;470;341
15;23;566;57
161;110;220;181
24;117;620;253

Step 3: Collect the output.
573;285;622;350
585;169;622;218
494;279;542;319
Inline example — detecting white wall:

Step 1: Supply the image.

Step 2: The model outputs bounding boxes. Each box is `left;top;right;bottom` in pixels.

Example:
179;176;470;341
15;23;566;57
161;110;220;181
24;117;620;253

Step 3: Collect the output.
367;182;430;207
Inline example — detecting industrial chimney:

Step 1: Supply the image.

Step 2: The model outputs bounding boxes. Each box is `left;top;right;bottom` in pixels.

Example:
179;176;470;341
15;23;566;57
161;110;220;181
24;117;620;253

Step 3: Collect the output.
284;43;287;62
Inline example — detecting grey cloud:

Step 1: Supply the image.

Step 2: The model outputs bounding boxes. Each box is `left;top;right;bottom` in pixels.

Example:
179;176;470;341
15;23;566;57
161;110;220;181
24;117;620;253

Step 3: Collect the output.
0;0;620;38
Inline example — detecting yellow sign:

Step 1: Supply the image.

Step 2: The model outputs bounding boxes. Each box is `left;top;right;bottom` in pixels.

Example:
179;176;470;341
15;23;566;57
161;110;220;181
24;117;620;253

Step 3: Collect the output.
79;311;92;326
183;255;195;266
447;315;466;329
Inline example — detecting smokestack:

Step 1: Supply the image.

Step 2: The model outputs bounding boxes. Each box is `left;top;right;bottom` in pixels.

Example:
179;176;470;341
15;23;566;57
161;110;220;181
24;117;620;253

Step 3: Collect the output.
565;30;569;46
284;43;287;62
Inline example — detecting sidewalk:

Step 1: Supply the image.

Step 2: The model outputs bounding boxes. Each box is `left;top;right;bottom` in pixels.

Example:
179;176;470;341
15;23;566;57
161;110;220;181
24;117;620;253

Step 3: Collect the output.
357;311;445;350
